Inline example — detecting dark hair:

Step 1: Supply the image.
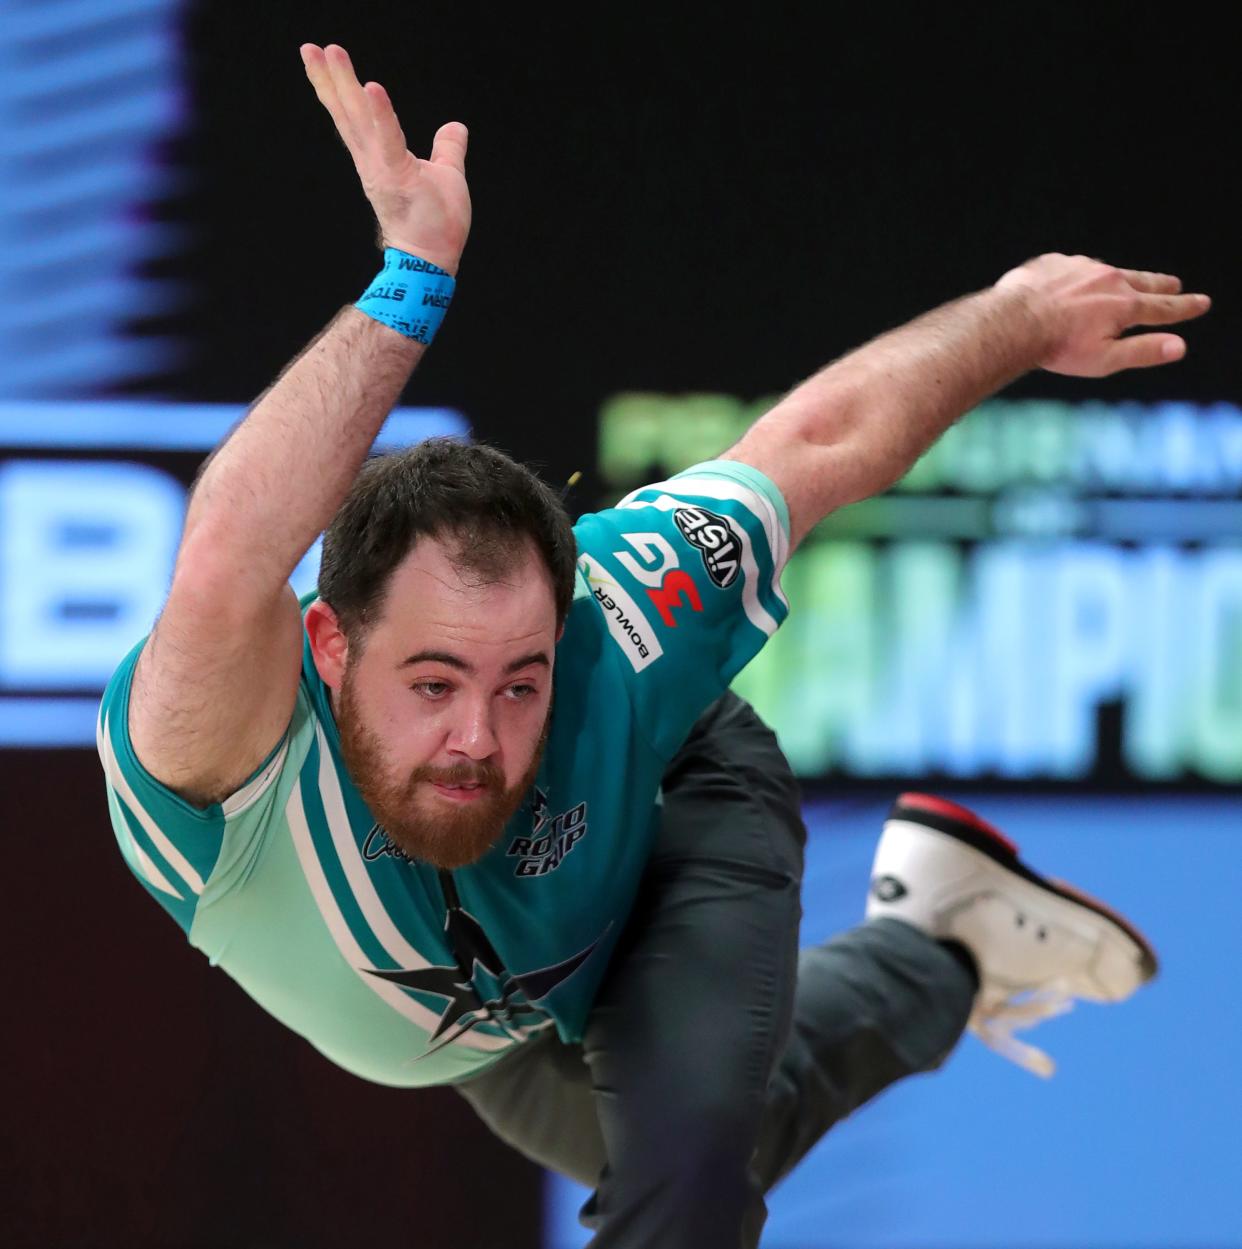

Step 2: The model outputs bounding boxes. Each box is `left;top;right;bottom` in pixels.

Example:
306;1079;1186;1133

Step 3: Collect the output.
318;438;578;640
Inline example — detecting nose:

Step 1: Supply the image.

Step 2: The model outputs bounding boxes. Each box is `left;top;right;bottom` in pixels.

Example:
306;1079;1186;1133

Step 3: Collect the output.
446;695;499;761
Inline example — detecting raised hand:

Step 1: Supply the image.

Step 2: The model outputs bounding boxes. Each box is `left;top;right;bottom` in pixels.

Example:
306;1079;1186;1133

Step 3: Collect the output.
995;254;1211;378
300;43;470;274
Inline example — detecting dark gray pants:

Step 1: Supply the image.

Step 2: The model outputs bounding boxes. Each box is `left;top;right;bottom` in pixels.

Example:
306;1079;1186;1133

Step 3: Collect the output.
458;694;975;1248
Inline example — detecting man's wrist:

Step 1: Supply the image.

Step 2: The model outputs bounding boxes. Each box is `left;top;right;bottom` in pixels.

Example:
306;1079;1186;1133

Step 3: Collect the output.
988;278;1064;370
380;234;461;278
355;247;456;345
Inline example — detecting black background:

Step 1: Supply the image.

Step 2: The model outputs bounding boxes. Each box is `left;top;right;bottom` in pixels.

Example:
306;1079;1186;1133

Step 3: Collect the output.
8;5;1238;1247
150;5;1238;472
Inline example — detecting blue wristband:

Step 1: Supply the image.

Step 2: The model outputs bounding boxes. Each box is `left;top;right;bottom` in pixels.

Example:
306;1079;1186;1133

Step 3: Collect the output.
355;248;456;345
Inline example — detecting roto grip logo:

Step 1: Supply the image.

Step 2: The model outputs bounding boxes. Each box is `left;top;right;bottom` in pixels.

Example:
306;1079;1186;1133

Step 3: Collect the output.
507;788;589;877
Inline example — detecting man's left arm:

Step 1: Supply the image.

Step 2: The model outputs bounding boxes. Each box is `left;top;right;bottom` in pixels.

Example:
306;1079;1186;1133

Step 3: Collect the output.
722;254;1211;548
576;459;792;757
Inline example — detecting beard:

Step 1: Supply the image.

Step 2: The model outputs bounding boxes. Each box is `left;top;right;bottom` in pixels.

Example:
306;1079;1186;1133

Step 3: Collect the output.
335;671;550;871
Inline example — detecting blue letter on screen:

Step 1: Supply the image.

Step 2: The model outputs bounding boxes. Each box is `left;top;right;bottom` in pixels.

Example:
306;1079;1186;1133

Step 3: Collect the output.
0;461;184;688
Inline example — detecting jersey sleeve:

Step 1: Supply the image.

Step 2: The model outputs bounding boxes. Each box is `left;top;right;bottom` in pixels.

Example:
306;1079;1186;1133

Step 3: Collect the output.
573;459;790;759
96;637;312;936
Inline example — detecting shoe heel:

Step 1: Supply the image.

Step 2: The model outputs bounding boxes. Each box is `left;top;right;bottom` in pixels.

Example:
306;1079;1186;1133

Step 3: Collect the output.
890;793;1021;861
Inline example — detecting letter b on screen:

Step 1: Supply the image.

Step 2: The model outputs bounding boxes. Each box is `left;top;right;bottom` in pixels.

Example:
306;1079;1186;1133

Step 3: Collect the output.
0;461;184;688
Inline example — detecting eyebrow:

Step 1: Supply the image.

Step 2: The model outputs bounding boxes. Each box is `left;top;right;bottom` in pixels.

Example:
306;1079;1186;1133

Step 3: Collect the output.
397;650;551;676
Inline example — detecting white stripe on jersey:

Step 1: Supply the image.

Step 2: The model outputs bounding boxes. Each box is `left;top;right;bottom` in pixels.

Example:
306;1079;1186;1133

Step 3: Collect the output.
99;713;205;896
134;841;181;896
619;472;790;607
117;810;183;897
314;723;436;972
616;492;783;636
97;710;180;897
285;755;510;1054
222;734;291;818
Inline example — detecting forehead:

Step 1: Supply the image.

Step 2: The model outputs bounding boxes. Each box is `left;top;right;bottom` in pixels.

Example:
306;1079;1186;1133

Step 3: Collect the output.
373;534;557;649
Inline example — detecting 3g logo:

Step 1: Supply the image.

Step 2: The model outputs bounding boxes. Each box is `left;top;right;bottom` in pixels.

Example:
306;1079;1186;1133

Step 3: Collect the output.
613;532;704;628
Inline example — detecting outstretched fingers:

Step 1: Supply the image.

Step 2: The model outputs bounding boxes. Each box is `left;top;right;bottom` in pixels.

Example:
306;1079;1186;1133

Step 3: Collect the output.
1128;290;1212;327
1121;269;1183;294
323;44;374;139
301;43;362;150
364;81;409;167
1102;334;1187;374
296;42;470;272
1105;283;1210;372
303;44;452;175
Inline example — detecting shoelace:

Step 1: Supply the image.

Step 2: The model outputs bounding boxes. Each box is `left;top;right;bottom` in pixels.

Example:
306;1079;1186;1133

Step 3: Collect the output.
968;987;1076;1078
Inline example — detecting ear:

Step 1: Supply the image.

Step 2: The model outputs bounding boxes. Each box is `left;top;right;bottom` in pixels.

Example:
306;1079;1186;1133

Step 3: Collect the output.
305;599;350;690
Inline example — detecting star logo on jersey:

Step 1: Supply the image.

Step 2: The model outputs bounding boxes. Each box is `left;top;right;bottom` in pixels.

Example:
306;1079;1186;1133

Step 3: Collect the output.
366;905;609;1057
531;786;549;835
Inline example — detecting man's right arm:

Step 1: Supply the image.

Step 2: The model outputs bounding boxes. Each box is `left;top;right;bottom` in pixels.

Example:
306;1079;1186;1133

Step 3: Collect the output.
722;255;1211;549
128;44;470;807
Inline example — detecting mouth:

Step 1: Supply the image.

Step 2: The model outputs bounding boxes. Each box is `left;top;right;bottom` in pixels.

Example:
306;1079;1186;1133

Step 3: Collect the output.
428;781;489;803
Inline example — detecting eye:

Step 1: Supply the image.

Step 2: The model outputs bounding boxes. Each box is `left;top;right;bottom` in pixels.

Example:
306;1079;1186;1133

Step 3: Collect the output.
505;683;538;701
412;680;451;700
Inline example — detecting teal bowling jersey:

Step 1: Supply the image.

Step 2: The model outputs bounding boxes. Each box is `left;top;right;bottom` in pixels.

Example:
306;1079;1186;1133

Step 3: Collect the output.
97;461;790;1086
